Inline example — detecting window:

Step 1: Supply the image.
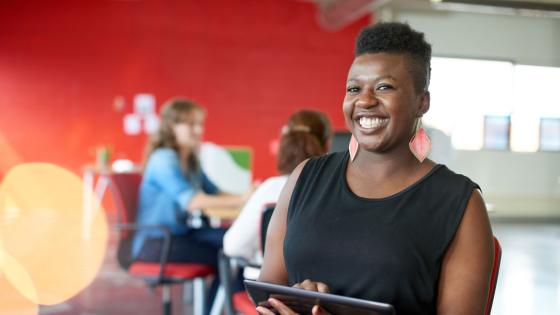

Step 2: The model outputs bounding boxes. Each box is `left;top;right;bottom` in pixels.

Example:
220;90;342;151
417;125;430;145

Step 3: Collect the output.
512;65;560;152
510;114;539;152
427;57;513;150
484;116;510;150
540;118;560;151
426;57;560;152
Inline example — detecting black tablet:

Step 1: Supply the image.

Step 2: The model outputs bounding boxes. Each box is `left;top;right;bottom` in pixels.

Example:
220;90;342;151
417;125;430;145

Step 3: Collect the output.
244;280;395;315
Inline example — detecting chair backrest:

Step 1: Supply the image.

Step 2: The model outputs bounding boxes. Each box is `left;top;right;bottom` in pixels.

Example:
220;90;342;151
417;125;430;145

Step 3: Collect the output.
259;203;275;254
485;236;502;315
109;172;142;227
108;172;142;269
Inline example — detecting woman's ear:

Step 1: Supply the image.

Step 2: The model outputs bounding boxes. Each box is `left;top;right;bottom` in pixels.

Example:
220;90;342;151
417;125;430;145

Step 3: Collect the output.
418;91;430;116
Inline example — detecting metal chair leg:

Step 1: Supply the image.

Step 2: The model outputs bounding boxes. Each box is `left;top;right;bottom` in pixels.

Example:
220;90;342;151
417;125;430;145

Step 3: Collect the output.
209;285;225;315
193;277;206;315
183;281;193;305
162;285;172;315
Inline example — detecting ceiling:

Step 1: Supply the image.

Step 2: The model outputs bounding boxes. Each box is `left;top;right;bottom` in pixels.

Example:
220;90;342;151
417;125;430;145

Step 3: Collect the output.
304;0;560;30
425;0;560;17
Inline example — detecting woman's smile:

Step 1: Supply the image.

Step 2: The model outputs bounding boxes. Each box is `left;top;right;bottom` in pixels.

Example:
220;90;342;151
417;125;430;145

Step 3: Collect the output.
356;116;389;134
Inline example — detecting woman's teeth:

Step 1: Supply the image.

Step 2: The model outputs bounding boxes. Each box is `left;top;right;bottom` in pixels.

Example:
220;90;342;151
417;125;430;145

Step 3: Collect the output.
359;117;387;129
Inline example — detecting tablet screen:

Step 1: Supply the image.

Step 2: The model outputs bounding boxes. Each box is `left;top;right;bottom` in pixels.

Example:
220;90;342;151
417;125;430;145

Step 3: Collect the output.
244;280;395;315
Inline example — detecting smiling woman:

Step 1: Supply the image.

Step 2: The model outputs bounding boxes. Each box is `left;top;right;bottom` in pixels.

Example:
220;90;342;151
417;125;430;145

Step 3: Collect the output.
257;22;495;315
343;52;429;157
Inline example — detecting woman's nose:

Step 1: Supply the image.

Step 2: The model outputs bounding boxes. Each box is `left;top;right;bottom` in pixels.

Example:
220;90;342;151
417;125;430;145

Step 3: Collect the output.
355;90;378;108
193;125;204;136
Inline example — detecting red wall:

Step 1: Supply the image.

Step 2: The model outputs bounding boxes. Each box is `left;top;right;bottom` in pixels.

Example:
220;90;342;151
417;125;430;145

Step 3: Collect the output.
0;0;368;180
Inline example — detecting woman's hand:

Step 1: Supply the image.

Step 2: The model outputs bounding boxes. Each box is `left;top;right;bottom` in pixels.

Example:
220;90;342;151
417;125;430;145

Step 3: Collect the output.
255;279;332;315
292;279;330;293
256;299;330;315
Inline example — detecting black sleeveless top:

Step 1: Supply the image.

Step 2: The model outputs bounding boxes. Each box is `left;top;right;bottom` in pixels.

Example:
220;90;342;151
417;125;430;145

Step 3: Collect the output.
284;151;479;315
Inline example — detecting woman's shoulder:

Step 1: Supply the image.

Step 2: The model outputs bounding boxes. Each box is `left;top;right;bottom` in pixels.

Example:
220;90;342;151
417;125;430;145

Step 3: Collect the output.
304;151;347;168
150;147;177;158
260;175;289;189
147;148;179;164
424;164;481;198
318;150;347;161
432;164;478;187
143;148;181;175
296;151;347;178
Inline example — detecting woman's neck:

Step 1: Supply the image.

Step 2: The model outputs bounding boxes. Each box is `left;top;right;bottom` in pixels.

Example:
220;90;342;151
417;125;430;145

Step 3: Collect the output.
346;144;436;199
352;144;426;182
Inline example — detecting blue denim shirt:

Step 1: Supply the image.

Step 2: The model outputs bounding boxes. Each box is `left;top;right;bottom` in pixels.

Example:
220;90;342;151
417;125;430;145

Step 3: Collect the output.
132;148;219;258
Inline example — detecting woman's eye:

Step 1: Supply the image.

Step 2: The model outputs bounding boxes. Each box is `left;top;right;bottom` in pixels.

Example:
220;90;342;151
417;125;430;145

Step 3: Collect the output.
346;86;360;93
377;84;393;91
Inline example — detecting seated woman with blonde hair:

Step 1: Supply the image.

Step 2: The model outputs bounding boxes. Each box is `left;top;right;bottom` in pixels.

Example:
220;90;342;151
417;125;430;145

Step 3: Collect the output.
132;98;252;314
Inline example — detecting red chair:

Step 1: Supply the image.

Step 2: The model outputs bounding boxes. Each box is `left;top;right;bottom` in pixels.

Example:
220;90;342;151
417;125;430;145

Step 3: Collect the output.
218;204;275;315
485;236;502;315
218;252;258;315
108;173;215;315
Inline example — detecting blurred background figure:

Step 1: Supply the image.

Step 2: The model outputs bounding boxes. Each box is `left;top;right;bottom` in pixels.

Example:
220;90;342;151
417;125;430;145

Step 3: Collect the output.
133;98;251;314
223;109;332;272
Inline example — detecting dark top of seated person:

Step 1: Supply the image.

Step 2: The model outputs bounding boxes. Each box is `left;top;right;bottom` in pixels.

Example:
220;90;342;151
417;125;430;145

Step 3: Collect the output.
257;22;494;315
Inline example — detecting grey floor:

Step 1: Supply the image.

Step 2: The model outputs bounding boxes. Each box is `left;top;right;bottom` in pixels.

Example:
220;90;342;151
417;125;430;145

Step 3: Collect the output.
36;221;560;315
491;221;560;315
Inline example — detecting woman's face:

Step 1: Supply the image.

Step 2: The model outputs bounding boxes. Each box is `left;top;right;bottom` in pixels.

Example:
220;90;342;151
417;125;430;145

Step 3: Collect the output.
343;52;429;154
172;110;205;149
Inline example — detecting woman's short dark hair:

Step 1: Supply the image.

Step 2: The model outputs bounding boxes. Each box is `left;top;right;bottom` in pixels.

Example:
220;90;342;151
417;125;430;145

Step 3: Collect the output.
276;110;332;174
355;22;432;92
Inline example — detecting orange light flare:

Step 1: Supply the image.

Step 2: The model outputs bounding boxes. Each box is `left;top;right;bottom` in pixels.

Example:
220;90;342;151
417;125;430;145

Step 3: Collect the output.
0;163;108;307
0;251;39;315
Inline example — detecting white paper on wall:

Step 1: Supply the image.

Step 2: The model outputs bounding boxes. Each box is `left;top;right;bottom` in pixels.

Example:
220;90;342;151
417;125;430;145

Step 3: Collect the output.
144;114;160;134
124;113;142;135
134;93;156;115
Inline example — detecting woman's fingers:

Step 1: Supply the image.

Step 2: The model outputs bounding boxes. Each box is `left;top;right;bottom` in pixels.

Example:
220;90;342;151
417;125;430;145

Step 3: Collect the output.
316;282;330;293
282;280;331;314
268;298;298;315
312;305;321;315
300;279;318;291
312;305;333;315
256;306;275;314
294;279;330;293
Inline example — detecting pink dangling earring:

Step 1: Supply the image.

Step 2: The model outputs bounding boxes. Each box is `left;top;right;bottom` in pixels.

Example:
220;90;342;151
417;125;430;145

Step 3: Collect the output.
409;120;431;163
349;134;358;162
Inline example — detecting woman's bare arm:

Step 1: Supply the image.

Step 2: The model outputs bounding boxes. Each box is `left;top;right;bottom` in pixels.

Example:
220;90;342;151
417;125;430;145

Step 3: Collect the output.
258;160;308;284
437;189;494;315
